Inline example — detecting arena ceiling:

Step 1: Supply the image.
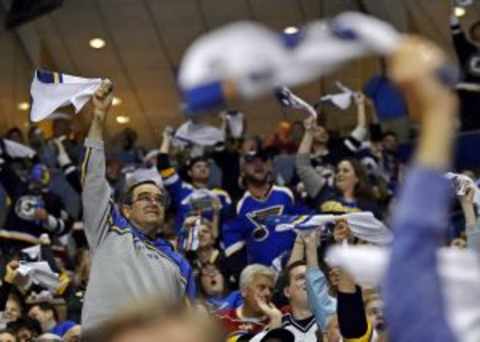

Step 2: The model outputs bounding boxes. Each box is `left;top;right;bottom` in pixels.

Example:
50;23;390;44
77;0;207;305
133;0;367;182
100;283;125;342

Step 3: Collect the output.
1;0;479;147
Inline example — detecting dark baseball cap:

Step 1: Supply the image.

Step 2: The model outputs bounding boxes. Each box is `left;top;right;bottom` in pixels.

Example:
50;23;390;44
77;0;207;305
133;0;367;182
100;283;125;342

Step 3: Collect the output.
242;149;271;163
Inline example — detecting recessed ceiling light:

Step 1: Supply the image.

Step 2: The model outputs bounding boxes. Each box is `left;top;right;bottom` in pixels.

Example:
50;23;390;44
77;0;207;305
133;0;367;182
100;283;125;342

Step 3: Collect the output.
112;96;122;106
116;115;130;124
17;102;30;111
284;26;299;34
89;38;106;49
454;7;466;17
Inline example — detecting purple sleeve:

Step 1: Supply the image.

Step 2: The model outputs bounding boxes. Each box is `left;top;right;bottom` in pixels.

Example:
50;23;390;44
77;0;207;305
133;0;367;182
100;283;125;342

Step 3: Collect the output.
384;166;457;342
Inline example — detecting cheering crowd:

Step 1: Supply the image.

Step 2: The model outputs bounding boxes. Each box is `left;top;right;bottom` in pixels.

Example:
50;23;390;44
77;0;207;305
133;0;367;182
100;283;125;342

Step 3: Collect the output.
1;6;480;342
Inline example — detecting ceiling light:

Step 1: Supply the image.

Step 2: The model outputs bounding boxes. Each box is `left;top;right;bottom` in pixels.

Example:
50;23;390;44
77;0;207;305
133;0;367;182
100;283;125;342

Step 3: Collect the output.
116;115;130;124
17;102;30;111
284;26;299;34
454;7;466;17
89;38;106;49
112;96;122;106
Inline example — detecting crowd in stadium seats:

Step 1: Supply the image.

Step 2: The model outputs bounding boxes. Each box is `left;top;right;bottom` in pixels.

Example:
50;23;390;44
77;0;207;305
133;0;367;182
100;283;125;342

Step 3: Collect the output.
0;6;479;342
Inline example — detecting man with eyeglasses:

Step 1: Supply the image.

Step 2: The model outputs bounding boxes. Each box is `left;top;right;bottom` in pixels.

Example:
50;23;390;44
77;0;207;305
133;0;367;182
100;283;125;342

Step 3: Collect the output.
80;80;195;333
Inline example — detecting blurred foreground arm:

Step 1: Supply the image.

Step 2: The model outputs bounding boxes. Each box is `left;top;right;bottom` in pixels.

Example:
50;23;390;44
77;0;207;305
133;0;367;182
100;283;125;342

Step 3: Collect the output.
384;37;458;342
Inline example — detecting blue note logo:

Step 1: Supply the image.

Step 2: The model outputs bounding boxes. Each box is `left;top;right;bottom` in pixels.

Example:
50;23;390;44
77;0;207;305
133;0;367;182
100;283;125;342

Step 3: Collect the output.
246;205;284;241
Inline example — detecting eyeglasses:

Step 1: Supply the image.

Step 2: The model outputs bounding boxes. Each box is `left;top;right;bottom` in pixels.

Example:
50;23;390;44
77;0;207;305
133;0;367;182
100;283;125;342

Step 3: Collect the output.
133;193;167;205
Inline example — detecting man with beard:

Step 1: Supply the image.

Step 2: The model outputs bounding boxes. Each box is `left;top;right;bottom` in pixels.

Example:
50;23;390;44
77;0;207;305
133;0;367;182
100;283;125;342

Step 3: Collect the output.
223;149;303;267
158;129;231;234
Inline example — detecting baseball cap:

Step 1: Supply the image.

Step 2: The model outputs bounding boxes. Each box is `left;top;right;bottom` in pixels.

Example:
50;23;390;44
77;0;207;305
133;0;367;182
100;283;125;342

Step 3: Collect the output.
242;149;271;163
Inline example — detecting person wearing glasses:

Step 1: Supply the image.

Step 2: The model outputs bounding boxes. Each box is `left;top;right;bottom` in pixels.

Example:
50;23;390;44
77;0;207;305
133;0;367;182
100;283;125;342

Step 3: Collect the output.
80;80;195;333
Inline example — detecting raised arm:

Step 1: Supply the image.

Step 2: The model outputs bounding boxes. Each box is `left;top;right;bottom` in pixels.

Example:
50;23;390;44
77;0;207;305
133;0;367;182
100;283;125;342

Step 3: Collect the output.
384;37;458;342
296;117;326;198
157;127;185;208
304;231;337;331
459;186;480;252
350;92;368;143
81;80;114;252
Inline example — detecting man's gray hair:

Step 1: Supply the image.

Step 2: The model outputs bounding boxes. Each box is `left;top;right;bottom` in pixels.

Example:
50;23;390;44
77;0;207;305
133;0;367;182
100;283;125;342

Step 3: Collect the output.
239;264;276;291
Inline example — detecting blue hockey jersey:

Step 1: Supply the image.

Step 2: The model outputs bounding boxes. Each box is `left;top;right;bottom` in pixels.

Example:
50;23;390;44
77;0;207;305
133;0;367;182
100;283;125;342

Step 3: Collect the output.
223;185;303;265
159;164;232;233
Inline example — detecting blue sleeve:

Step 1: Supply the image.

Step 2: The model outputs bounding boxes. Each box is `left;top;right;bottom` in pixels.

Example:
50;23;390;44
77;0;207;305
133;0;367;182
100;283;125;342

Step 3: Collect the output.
306;267;337;330
213;189;233;219
184;262;197;300
222;218;248;257
363;75;381;99
157;153;185;208
384;166;457;342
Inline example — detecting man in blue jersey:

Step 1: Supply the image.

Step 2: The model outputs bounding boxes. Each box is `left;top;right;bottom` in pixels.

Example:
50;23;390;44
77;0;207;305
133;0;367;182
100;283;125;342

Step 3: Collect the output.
223;149;302;267
157;128;232;234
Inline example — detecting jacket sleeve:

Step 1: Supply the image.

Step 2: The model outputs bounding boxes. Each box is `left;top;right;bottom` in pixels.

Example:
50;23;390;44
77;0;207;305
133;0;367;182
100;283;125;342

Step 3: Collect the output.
384;167;457;342
306;266;337;331
157;153;185;208
295;153;325;199
80;138;113;252
337;286;371;341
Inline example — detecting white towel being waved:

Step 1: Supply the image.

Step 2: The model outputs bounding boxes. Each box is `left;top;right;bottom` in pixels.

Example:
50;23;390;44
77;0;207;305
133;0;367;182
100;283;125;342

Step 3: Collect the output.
320;82;355;110
274;86;318;118
1;139;36;159
445;172;480;206
268;211;393;245
225;111;245;138
30;69;102;122
174;120;225;147
179;12;401;112
326;245;480;342
17;261;59;292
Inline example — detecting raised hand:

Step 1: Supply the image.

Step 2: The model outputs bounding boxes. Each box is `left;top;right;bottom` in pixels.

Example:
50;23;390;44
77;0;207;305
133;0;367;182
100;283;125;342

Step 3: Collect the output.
183;216;201;230
460;185;475;206
255;294;282;329
92;79;114;119
303;115;317;133
160;126;174;153
353;92;366;106
303;229;319;249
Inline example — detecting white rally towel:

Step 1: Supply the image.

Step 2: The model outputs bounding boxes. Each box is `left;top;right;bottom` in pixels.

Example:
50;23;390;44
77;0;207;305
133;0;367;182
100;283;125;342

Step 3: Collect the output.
17;261;59;292
326;245;480;342
1;139;36;159
30;69;102;122
179;12;400;109
21;245;41;260
320;82;355;110
225;111;245;138
174;120;225;147
274;86;318;118
267;211;393;245
445;172;480;206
